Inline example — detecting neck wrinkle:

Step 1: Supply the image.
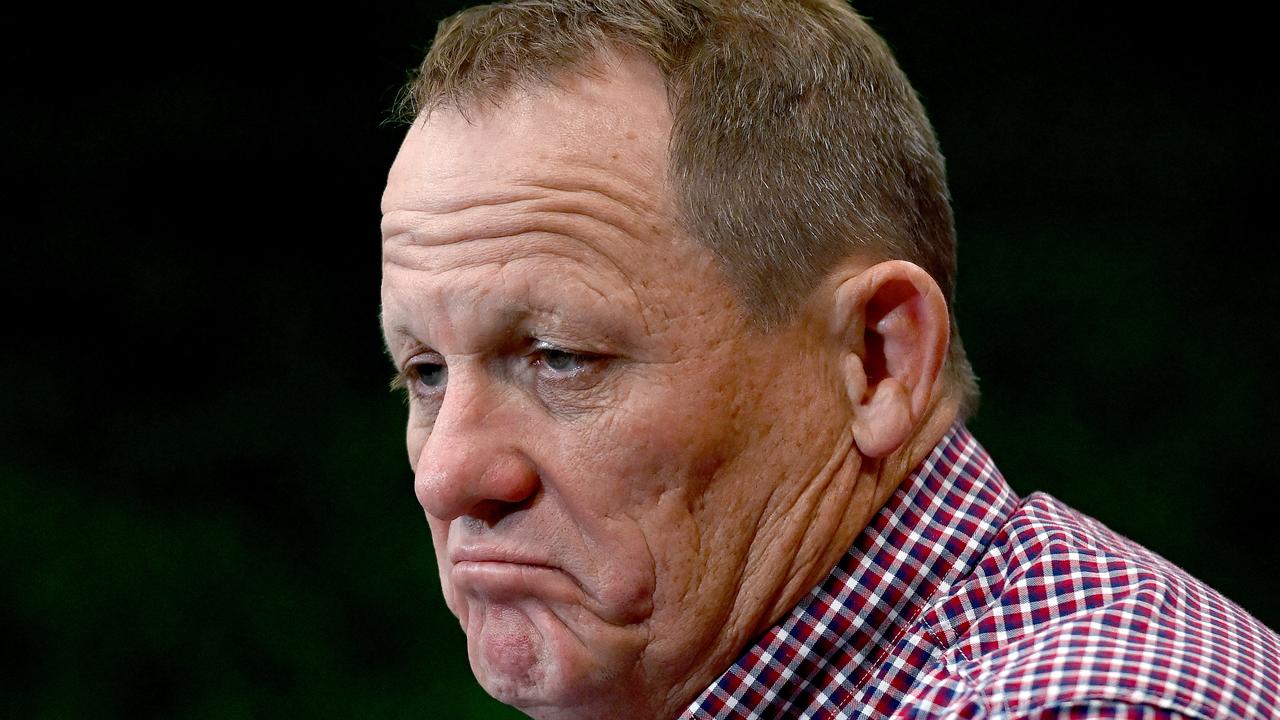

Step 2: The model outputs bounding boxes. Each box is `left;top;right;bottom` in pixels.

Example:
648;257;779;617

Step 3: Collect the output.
657;422;861;720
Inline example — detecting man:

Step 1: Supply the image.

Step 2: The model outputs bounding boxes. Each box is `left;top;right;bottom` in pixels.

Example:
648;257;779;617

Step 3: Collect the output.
379;1;1280;718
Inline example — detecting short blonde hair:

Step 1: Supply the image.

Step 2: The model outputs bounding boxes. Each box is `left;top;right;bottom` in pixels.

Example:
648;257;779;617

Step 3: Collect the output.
398;0;980;419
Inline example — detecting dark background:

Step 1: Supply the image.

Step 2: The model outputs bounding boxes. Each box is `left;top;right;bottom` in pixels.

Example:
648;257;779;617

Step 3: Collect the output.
4;3;1276;718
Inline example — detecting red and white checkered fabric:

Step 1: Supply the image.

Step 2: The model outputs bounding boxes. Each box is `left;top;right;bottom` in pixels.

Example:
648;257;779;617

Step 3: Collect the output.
681;424;1280;719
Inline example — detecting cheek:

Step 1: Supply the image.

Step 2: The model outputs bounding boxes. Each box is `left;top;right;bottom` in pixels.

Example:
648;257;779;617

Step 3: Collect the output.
426;517;449;558
563;396;731;549
405;423;425;476
425;517;463;620
560;374;740;601
563;363;786;670
590;370;740;493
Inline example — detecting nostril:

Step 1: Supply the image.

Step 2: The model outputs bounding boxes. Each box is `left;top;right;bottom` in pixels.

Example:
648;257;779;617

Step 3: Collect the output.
463;493;539;529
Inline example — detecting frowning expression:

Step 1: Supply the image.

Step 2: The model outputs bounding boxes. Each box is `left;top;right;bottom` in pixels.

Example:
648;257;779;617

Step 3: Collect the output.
379;55;842;719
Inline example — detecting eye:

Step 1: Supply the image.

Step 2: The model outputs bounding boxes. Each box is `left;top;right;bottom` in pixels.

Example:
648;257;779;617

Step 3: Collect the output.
532;342;594;376
413;361;448;388
398;352;446;396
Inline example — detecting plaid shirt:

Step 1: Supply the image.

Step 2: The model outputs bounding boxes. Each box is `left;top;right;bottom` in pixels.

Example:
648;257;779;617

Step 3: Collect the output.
682;424;1280;719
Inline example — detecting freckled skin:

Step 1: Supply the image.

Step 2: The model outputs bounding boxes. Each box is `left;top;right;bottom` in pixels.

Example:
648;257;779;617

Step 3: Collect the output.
379;53;954;720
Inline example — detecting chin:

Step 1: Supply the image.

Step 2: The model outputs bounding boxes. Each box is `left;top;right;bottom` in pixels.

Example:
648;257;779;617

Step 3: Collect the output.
463;599;647;718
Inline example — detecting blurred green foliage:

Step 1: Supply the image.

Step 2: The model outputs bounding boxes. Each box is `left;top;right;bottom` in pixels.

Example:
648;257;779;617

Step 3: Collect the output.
3;3;1275;718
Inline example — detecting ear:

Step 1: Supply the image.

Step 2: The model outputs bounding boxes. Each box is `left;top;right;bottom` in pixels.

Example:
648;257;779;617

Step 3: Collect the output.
830;260;951;458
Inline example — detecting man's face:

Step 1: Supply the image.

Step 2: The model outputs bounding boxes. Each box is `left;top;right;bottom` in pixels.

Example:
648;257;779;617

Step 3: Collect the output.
380;56;846;717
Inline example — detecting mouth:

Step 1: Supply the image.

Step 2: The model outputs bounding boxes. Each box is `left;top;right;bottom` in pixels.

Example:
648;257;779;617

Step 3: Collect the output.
446;544;652;626
448;546;578;600
450;559;579;605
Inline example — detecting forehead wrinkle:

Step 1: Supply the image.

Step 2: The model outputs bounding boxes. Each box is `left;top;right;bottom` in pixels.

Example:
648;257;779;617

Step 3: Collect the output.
383;230;630;288
382;178;660;254
383;207;642;270
384;219;653;338
382;168;659;224
383;242;649;346
382;86;676;348
520;163;664;218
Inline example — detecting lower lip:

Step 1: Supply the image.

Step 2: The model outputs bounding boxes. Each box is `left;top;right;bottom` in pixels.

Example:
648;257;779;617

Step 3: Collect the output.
451;561;577;601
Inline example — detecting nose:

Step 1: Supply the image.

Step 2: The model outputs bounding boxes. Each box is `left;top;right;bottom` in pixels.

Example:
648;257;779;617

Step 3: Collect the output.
412;376;541;524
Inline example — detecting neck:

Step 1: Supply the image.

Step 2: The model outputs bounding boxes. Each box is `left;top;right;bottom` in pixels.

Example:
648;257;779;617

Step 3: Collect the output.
755;393;963;642
658;398;962;720
875;395;963;505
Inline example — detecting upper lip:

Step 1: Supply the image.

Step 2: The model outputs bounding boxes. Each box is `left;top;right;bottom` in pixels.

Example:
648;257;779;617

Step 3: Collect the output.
449;546;555;568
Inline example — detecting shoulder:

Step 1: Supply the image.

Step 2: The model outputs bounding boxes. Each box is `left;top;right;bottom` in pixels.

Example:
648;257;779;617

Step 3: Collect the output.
913;492;1280;720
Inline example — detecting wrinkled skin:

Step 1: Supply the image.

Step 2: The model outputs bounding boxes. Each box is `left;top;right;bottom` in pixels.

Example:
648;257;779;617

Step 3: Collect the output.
380;52;955;719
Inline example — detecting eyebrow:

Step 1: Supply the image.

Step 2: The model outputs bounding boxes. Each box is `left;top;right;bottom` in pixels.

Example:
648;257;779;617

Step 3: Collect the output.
381;300;638;366
381;319;419;352
380;304;535;357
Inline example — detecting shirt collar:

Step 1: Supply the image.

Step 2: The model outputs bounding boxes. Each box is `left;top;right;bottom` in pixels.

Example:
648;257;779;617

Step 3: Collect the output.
682;422;1019;718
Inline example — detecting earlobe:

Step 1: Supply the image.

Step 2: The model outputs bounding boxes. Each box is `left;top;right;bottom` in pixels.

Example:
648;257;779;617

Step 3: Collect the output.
831;260;950;459
852;378;913;458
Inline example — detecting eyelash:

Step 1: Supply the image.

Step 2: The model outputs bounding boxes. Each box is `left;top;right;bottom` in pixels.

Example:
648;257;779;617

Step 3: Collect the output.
389;359;440;397
529;341;597;376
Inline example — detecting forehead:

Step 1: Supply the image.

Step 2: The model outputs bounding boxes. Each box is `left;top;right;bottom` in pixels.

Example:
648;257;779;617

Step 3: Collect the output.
381;54;673;229
380;54;731;351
